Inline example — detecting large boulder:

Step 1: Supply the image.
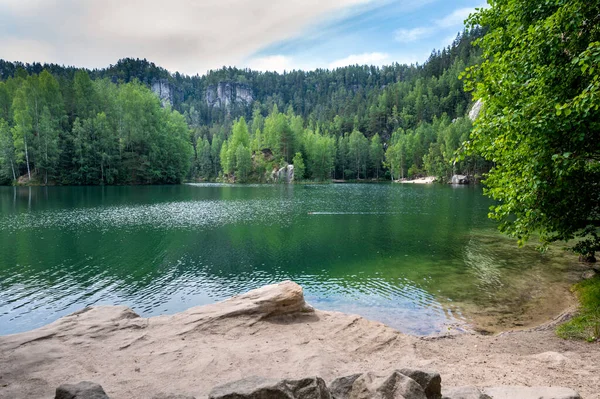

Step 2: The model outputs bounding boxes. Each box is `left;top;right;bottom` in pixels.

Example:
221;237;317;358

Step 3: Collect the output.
450;175;470;184
442;387;490;399
329;374;362;398
398;369;442;399
330;371;427;399
171;280;315;335
482;386;580;399
55;381;110;399
208;376;331;399
277;164;295;183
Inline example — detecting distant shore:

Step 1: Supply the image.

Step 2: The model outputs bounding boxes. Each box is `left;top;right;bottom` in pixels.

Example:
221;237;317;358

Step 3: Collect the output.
397;176;437;184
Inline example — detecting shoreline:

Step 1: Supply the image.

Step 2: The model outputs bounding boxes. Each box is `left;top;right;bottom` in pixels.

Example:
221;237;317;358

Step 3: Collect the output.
1;281;599;399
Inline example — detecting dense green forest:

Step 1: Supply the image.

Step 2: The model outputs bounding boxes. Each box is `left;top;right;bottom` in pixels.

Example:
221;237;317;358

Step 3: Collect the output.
0;28;490;185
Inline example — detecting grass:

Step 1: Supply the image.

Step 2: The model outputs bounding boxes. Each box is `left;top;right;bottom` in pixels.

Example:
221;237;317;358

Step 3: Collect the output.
556;274;600;342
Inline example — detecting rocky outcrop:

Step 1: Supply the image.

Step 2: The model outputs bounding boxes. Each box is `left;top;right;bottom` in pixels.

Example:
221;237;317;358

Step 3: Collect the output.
450;175;470;184
51;378;583;399
468;100;483;122
209;376;331;399
398;369;442;399
151;80;173;107
206;82;254;108
331;371;427;399
55;381;109;399
271;164;294;183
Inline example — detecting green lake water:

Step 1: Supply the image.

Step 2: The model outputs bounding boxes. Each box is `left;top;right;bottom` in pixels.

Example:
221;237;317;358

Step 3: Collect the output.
0;183;578;336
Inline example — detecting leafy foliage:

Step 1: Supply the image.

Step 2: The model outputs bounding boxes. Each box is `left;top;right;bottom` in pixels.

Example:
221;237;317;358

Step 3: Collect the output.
0;70;192;185
464;0;600;256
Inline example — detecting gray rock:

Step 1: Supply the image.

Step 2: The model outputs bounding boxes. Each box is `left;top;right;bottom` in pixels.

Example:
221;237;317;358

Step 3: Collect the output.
152;395;196;399
398;369;442;399
582;269;598;279
329;374;362;398
450;175;470;184
55;381;110;399
442;386;491;399
468;99;483;122
331;371;427;399
482;386;580;399
208;376;331;399
276;164;295;183
151;80;173;107
206;82;254;109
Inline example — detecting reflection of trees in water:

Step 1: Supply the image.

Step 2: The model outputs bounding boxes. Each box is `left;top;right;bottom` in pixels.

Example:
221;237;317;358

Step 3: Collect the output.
0;185;575;335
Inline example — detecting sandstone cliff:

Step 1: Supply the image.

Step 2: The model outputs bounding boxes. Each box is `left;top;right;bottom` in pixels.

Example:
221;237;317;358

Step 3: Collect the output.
205;82;254;108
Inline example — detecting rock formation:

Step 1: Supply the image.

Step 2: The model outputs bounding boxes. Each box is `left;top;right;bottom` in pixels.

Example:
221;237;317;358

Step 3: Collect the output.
206;82;254;108
151;80;173;107
270;164;295;183
468;100;483;122
450;175;470;184
52;375;581;399
55;381;109;399
278;164;294;183
330;371;428;399
209;376;331;399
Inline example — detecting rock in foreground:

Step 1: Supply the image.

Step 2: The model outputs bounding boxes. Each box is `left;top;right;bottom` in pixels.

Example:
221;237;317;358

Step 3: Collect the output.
442;386;491;399
208;376;331;399
482;386;581;399
55;381;109;399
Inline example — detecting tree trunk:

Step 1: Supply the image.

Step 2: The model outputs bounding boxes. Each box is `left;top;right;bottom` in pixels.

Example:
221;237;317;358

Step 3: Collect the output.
24;135;31;180
10;160;16;181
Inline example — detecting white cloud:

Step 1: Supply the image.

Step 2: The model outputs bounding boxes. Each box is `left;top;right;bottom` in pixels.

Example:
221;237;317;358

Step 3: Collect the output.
0;0;371;75
246;55;296;73
435;7;477;28
394;27;435;43
394;4;483;44
245;51;424;72
328;52;391;68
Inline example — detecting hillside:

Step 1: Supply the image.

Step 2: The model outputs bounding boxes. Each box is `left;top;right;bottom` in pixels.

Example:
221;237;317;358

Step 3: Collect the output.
0;28;489;185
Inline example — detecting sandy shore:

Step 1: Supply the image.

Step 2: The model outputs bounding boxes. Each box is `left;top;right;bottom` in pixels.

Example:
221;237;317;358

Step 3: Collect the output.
1;282;598;399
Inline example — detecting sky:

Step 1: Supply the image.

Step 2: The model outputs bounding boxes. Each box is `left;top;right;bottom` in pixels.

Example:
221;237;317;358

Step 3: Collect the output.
0;0;487;75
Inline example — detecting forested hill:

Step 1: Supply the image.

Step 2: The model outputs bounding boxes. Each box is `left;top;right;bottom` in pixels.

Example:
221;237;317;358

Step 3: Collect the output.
0;28;489;185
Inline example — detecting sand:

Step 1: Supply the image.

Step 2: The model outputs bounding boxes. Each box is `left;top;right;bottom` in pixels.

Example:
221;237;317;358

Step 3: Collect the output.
0;281;598;399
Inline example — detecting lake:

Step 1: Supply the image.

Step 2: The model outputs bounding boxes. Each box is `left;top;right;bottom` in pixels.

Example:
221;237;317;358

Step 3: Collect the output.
0;183;579;336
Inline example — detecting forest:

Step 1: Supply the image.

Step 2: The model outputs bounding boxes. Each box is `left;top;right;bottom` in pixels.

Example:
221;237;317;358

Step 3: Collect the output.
0;28;490;185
